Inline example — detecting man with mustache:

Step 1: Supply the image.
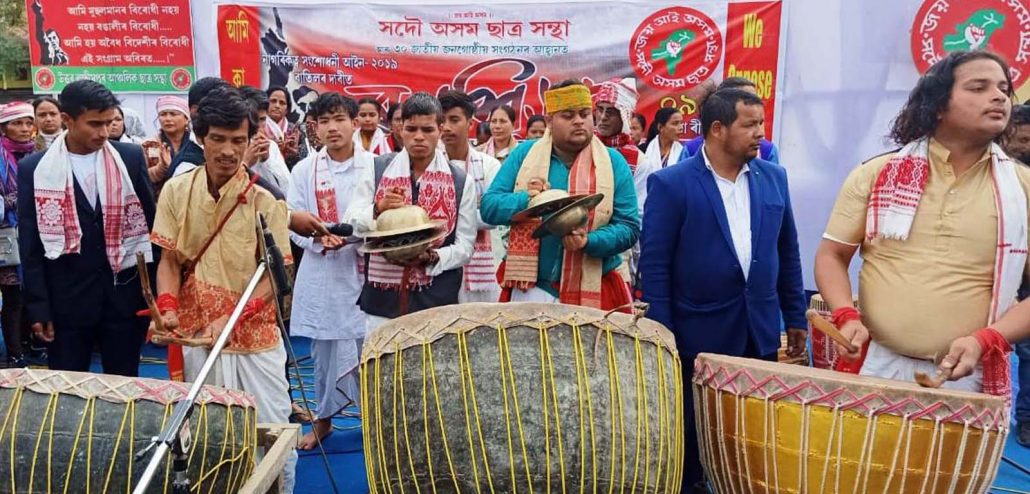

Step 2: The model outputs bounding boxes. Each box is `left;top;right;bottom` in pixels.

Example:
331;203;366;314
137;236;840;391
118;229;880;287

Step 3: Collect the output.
481;80;639;310
148;86;296;490
640;88;806;492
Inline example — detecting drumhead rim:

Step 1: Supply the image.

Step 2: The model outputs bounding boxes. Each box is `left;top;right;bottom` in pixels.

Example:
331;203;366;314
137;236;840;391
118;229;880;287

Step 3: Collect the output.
361;302;678;361
693;353;1007;428
0;368;258;409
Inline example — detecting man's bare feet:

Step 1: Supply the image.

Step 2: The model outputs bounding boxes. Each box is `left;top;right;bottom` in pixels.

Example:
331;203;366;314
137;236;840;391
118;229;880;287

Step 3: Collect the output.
298;418;333;450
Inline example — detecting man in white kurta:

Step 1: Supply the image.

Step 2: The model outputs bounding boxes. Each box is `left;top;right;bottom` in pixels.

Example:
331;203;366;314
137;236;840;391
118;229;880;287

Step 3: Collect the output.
287;92;370;449
438;91;502;302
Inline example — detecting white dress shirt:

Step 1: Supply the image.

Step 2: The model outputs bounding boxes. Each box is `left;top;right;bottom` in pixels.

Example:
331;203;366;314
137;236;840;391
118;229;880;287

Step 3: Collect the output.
702;146;752;280
341;151;477;278
69;151;99;209
286;152;369;340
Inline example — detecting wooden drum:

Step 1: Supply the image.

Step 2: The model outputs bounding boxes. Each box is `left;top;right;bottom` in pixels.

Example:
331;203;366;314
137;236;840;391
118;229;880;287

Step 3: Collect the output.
361;302;684;492
0;369;258;493
693;354;1008;494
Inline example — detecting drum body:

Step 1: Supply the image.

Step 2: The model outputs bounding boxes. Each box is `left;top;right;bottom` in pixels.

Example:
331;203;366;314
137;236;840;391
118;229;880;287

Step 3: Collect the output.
693;354;1008;494
0;369;257;494
808;294;859;369
361;302;683;493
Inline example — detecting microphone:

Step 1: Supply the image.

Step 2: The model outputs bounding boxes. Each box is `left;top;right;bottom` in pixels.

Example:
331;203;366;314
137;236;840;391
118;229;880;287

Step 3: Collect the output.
325;222;354;237
258;214;292;297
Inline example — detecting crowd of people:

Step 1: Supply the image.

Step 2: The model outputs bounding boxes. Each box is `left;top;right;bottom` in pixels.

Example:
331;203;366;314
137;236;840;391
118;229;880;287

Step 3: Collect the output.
1;48;1030;492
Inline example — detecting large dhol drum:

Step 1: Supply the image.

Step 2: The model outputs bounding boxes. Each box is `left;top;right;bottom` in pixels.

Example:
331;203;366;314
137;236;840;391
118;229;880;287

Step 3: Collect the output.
361;302;684;492
0;369;257;493
693;354;1008;494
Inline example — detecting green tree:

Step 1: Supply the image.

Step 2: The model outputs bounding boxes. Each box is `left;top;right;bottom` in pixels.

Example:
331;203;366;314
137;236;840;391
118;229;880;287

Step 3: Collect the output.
0;0;29;86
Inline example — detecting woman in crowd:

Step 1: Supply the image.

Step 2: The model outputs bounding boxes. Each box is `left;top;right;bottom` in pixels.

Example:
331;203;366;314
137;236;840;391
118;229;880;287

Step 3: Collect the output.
144;96;203;191
108;107;142;144
525;114;547;139
266;85;309;168
631;113;647;150
32;96;61;152
0;102;36;367
644;107;685;168
477;105;518;162
354;97;391;155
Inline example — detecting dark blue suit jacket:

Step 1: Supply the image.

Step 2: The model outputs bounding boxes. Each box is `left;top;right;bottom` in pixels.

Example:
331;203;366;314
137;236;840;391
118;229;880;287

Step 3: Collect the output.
639;151;806;358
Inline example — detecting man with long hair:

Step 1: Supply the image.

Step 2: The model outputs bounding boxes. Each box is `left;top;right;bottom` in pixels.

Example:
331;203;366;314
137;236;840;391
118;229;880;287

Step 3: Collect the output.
815;50;1030;400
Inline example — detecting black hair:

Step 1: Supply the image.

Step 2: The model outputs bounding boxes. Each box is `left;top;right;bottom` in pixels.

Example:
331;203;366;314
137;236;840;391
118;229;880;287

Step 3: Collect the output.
488;105;516;123
188;77;230;108
549;79;584;91
309;92;358;119
401;92;443;123
1013;104;1030;127
59;79;120;119
646;107;682;146
32;95;60;113
632;113;646;132
357;97;382;115
438;90;475;120
386;103;401;122
477;121;491;137
237;85;270;112
718;77;756;92
266;85;293;114
527;114;546;129
193;86;258;139
890;50;1015;146
701;89;764;137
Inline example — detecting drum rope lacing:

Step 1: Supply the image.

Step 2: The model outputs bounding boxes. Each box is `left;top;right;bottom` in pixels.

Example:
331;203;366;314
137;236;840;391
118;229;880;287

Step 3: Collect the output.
0;385;256;493
361;315;684;492
694;358;1009;494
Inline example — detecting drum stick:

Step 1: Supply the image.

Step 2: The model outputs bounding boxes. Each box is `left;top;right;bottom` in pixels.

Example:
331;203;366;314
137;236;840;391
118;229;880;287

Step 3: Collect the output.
805;309;859;354
137;252;166;335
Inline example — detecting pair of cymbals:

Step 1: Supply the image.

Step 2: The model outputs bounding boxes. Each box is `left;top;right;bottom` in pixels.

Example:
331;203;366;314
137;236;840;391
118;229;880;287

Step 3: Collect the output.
513;189;604;239
358;206;448;260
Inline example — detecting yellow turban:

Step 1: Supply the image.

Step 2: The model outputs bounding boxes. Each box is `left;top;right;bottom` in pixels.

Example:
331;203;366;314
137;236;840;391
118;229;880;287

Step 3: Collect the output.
544;85;592;114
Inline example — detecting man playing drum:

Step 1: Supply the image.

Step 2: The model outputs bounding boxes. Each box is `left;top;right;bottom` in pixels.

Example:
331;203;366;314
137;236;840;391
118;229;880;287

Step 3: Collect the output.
148;87;296;491
815;50;1030;399
480;80;640;310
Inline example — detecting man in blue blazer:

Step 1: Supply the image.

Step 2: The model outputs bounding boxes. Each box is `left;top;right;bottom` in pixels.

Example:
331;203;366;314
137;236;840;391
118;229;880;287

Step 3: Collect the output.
639;89;807;492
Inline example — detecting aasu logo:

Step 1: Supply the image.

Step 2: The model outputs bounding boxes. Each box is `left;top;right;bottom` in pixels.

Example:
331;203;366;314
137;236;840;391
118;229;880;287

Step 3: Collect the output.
912;0;1030;84
630;7;723;91
171;68;193;91
35;67;55;91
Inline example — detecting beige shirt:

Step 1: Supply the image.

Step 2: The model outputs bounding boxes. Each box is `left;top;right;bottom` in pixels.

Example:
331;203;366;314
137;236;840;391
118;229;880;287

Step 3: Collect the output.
824;139;1030;358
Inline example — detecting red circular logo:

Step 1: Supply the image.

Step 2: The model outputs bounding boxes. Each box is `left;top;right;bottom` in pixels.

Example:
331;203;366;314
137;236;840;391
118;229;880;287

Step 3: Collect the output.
630;7;723;91
911;0;1030;85
35;68;55;91
171;68;192;91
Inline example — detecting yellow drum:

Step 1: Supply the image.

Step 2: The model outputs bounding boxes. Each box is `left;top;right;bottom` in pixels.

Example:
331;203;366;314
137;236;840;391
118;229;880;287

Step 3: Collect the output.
693;353;1007;494
361;302;684;492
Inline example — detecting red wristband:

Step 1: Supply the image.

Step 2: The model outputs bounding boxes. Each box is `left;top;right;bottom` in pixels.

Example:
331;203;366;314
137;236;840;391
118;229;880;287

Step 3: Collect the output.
972;327;1011;355
830;307;861;328
156;293;179;314
239;298;267;321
